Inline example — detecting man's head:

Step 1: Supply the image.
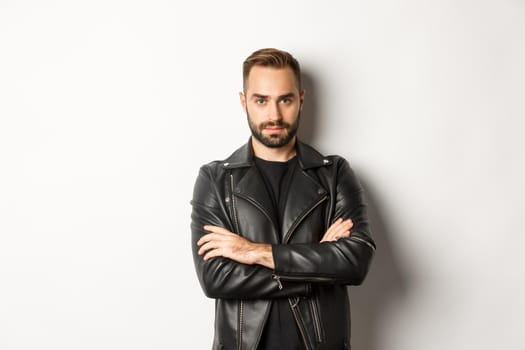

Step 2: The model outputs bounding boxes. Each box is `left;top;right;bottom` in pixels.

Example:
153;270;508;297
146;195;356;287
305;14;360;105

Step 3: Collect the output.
240;48;304;149
242;48;302;92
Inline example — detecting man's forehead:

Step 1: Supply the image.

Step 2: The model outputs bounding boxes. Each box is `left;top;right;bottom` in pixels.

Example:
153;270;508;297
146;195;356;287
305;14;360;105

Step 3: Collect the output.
245;66;300;93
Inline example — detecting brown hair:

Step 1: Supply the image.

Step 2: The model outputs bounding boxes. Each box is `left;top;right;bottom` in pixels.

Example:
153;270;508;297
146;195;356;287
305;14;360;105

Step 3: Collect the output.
242;48;301;91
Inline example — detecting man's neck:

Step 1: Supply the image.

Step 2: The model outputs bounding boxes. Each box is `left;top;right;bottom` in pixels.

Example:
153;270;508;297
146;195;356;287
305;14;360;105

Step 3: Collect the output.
251;136;297;162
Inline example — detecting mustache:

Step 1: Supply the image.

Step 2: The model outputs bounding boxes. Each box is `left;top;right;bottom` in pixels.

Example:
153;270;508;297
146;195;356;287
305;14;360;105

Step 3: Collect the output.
260;121;290;129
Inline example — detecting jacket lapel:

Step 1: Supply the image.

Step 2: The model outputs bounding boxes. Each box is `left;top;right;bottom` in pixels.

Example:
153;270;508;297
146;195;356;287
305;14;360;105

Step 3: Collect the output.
281;141;332;242
281;167;327;243
233;165;278;228
223;140;279;234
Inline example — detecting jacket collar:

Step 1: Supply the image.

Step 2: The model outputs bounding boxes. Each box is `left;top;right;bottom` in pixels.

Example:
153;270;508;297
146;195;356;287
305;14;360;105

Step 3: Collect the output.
222;138;332;170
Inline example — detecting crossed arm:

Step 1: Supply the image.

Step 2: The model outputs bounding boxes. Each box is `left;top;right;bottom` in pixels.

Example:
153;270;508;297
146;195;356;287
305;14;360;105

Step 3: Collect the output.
191;160;374;299
197;218;354;269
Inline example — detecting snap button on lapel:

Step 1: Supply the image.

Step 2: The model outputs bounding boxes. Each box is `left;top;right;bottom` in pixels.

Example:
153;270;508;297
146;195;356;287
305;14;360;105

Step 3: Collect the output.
323;159;330;164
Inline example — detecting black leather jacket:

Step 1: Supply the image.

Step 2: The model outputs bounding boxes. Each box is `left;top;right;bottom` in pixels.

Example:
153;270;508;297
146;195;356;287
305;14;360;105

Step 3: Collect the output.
191;140;375;350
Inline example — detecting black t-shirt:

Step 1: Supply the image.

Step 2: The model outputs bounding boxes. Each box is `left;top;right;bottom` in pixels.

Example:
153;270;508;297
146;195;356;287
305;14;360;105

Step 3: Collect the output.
254;156;304;350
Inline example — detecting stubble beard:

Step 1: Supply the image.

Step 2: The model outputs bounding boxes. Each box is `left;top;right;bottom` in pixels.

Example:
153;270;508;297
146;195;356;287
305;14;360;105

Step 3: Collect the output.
247;110;300;149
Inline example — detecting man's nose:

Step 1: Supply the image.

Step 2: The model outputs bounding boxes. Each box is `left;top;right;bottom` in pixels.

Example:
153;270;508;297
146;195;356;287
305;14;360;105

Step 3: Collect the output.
267;101;282;121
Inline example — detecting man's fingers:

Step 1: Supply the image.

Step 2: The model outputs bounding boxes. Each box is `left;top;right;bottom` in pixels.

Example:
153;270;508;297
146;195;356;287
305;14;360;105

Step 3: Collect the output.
337;230;351;239
197;233;216;246
326;218;343;233
197;229;235;246
333;220;353;236
198;240;218;256
323;218;343;238
203;247;222;261
321;218;354;242
203;225;233;235
327;218;351;231
329;218;352;231
197;229;241;257
198;236;232;257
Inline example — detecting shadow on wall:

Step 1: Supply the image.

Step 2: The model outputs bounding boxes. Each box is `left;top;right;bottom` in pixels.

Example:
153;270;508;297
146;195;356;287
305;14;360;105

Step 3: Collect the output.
298;69;410;350
350;180;410;350
297;71;320;145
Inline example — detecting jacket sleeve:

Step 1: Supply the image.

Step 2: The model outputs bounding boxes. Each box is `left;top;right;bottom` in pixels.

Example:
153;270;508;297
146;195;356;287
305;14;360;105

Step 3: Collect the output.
272;158;376;286
191;165;311;299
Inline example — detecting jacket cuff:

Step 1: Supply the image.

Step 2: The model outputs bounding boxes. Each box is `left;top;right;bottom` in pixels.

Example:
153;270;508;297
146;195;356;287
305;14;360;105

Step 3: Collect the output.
271;243;290;276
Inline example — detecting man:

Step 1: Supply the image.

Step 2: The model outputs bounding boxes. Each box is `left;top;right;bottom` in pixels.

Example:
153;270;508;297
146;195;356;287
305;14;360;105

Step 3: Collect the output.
191;48;375;350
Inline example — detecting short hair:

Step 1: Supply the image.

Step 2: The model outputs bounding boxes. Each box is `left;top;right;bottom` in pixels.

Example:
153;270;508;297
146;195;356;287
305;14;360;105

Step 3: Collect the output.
242;48;301;91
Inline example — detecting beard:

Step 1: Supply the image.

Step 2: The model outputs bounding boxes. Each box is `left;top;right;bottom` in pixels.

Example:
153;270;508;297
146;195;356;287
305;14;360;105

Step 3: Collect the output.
247;110;300;148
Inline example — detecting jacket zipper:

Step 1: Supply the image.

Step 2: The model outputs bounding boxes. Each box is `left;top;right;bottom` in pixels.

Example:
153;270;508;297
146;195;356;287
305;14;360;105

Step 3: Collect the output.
288;297;312;350
238;299;244;350
229;174;244;350
276;274;335;283
350;235;376;251
310;296;323;342
272;274;283;290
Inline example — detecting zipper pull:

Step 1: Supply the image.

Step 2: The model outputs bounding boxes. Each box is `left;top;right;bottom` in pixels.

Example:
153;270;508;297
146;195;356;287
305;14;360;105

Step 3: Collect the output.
272;274;283;290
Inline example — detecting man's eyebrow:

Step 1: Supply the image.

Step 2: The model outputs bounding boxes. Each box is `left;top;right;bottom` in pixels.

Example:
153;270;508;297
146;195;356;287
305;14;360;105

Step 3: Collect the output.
249;93;296;99
250;93;268;99
278;92;296;99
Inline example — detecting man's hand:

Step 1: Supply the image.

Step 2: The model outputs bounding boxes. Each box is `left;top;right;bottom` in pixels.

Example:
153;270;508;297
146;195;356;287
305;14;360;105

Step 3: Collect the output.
320;218;353;242
197;225;275;269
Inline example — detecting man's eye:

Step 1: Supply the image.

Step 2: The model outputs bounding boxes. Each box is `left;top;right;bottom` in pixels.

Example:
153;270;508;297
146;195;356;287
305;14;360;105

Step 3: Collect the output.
280;98;291;104
256;98;265;104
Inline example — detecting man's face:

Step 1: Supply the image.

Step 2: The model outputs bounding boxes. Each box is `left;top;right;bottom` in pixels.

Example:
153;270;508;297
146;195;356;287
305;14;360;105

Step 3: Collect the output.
240;66;304;148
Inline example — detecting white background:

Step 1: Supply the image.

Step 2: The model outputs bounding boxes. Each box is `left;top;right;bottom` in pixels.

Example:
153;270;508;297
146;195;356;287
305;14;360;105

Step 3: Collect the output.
1;1;524;349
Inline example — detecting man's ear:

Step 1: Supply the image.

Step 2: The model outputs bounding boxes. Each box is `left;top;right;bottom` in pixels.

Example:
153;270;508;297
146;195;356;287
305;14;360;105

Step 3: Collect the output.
239;92;247;113
299;89;306;110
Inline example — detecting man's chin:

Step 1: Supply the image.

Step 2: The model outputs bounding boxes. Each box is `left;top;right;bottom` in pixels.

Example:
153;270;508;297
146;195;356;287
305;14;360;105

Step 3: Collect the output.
257;135;294;148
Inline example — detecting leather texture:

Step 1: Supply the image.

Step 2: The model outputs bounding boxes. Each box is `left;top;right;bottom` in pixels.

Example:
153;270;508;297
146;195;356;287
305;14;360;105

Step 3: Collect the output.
191;140;375;350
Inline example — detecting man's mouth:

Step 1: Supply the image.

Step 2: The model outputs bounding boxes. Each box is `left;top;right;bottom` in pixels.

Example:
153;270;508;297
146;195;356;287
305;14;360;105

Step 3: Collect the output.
262;123;288;132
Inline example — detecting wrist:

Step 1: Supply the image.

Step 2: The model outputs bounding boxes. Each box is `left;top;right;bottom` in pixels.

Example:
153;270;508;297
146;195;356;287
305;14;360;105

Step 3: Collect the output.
253;243;274;269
